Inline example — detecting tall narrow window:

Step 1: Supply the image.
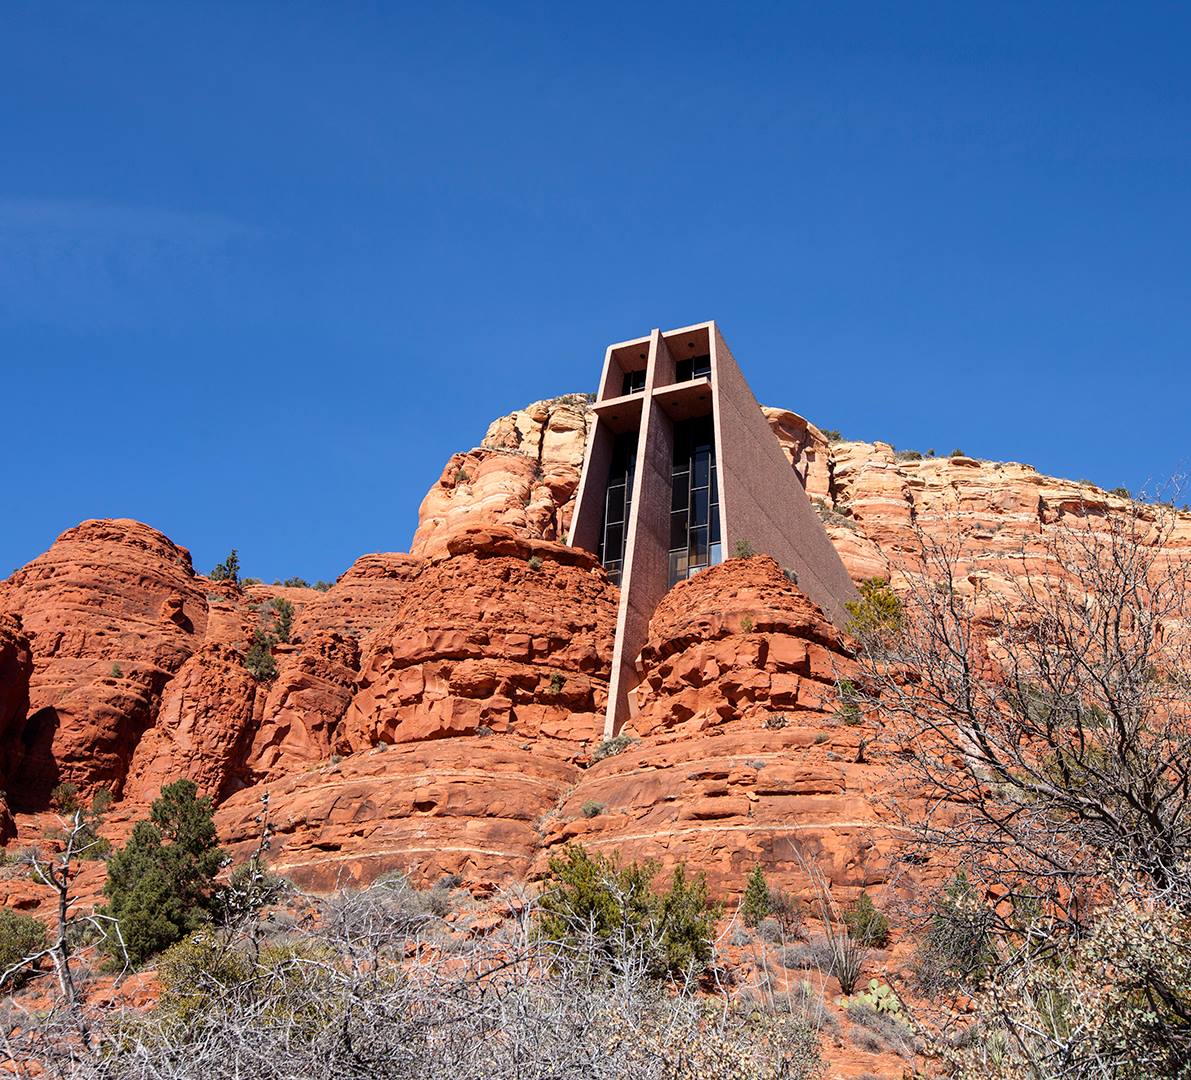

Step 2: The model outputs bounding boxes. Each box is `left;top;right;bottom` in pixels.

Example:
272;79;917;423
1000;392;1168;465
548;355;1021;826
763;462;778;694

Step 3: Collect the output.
621;369;646;395
597;432;637;585
667;417;721;587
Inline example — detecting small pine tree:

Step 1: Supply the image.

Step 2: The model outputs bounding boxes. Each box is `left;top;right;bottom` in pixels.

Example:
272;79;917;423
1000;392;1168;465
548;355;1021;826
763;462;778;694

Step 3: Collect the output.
843;890;891;947
210;549;241;584
270;597;294;644
741;864;771;928
101;780;225;965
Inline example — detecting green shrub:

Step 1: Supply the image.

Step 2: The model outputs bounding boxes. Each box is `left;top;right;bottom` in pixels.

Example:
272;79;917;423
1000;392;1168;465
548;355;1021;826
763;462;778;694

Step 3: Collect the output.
740;614;754;633
741;865;771;929
845;579;902;641
244;628;278;682
0;909;46;987
210;549;240;584
821;428;843;443
732;539;755;559
548;672;566;695
949;448;965;459
842;891;890;948
894;449;922;461
101;780;225;965
536;846;719;979
768;889;805;938
51;782;81;815
835;678;862;725
580;800;605;819
110;662;123;678
279;576;309;589
269;597;294;644
312;580;334;592
527;554;543;571
157;932;251;1022
1110;486;1131;498
592;734;636;762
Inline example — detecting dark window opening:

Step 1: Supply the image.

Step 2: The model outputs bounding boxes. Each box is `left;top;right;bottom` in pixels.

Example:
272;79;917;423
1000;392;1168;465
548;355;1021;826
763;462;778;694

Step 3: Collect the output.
675;354;711;383
667;416;722;587
621;369;647;395
597;432;638;585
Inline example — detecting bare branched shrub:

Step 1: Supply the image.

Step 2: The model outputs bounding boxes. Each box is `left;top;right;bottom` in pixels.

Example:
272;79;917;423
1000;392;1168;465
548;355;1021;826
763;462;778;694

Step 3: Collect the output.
855;501;1191;903
851;499;1191;1073
1;873;826;1080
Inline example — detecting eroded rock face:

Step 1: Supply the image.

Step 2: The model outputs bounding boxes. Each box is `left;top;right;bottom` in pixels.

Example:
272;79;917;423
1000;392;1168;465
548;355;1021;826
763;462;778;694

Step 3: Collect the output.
217;737;581;893
0;613;32;771
123;643;260;804
0;520;209;805
342;528;618;755
630;556;851;737
248;632;361;778
410;396;589;557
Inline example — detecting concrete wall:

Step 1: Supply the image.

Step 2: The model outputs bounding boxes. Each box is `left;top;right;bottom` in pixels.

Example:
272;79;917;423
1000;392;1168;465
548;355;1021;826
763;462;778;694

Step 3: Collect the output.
604;331;676;736
710;324;857;627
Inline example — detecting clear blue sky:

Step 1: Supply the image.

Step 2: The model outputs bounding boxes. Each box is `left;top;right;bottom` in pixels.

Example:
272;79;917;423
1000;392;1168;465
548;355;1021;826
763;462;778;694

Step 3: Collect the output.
3;3;1188;582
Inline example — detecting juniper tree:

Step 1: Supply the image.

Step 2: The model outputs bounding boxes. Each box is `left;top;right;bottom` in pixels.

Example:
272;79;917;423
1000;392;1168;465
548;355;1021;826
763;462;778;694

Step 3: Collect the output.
102;780;224;965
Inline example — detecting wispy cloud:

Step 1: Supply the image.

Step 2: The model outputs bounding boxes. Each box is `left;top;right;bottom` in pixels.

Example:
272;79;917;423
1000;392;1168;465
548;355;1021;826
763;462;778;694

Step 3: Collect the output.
0;198;262;327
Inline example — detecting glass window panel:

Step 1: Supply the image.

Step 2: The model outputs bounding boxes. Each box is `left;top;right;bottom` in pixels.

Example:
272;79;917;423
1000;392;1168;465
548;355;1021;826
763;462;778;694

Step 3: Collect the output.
689;526;708;562
709;542;722;566
605;484;625;524
670;511;688;549
692;488;709;527
604;523;623;560
671;472;689;511
709;504;720;542
693;450;710;488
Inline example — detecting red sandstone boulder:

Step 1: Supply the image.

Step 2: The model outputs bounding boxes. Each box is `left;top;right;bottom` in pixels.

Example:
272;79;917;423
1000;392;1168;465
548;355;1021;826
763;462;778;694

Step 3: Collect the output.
248;632;361;778
0;519;209;805
342;528;617;755
123;642;260;803
216;737;582;893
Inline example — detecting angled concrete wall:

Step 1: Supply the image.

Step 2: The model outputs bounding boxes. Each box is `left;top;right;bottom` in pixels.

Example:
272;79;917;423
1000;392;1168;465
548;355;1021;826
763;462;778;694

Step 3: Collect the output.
710;325;858;628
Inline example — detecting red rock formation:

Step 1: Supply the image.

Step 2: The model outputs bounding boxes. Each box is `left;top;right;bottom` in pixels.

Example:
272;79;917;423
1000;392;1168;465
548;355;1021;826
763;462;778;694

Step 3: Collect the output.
0;612;32;768
216;737;581;893
123;642;260;803
291;553;421;641
0;520;209;805
411;396;589;557
248;632;360;778
342;528;617;755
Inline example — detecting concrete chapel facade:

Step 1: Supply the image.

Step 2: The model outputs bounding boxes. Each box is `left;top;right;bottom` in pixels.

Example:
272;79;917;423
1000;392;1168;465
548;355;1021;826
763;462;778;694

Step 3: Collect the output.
568;321;858;736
